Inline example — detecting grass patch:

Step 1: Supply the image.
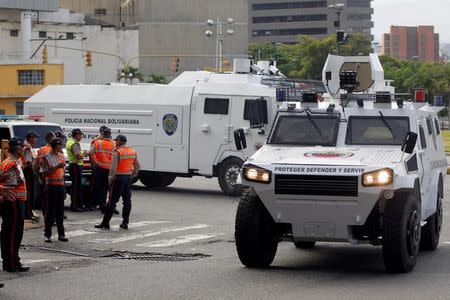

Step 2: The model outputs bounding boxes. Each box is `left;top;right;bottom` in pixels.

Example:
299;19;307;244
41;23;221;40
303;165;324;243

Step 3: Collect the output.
441;130;450;153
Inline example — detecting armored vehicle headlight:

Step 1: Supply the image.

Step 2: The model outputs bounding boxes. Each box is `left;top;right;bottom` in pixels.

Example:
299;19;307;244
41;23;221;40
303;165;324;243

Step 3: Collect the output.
362;168;393;187
243;165;271;184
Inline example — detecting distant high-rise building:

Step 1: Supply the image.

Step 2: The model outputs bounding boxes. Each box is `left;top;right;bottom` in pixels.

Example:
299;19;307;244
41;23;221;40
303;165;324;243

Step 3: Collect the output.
382;25;440;63
59;0;122;27
249;0;374;44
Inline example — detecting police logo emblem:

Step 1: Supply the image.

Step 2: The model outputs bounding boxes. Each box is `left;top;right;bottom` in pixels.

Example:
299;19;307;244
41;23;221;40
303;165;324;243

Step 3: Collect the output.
162;114;178;136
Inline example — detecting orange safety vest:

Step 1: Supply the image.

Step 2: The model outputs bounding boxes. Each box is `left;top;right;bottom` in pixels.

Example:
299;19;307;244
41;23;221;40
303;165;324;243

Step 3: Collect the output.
116;147;136;175
37;144;52;165
44;153;65;186
93;139;114;169
0;157;27;201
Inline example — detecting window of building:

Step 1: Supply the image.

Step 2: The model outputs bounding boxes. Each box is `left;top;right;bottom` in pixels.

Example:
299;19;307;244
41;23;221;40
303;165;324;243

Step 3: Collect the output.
15;102;24;115
39;31;47;38
66;32;75;39
10;29;18;37
252;14;327;24
347;0;371;8
18;70;45;85
252;1;327;10
252;28;327;37
204;98;229;115
347;14;371;21
95;8;107;15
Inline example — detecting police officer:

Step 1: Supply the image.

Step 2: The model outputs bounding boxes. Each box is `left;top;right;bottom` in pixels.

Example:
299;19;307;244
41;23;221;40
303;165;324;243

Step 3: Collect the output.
66;128;87;212
22;131;39;220
95;135;140;230
0;178;16;287
90;128;114;213
33;131;55;214
0;138;29;272
42;138;67;243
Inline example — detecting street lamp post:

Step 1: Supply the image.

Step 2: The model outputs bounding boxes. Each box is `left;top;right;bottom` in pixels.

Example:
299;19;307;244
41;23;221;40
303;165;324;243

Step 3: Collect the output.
329;3;345;55
205;17;234;73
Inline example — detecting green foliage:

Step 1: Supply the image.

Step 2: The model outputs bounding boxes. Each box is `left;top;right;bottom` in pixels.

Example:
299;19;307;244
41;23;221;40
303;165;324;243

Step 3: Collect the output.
117;66;144;81
146;74;167;84
380;56;450;103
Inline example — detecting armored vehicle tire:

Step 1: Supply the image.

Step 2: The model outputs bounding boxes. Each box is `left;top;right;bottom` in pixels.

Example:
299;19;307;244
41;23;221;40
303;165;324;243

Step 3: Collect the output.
382;190;421;273
420;177;443;251
294;241;316;249
218;157;244;196
235;188;278;268
139;172;176;188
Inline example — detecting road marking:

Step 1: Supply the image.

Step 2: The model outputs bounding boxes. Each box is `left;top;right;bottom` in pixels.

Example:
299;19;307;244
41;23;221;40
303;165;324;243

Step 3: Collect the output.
136;234;220;248
65;217;121;225
90;224;209;244
65;221;169;238
21;259;50;264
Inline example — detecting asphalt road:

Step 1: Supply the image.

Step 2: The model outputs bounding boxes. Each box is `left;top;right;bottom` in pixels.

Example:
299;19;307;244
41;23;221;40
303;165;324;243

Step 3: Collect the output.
1;177;450;299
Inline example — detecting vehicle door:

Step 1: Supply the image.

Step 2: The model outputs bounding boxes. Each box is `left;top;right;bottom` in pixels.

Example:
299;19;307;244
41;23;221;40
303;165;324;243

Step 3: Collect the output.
416;117;434;207
189;96;231;175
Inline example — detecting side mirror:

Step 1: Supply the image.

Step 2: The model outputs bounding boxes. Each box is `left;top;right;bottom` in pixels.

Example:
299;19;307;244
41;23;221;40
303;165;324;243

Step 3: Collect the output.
402;132;418;154
234;129;247;150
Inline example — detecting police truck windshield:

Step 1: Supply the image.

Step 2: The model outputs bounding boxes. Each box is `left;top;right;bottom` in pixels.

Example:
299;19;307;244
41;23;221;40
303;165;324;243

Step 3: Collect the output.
346;116;410;145
268;112;340;146
12;125;64;148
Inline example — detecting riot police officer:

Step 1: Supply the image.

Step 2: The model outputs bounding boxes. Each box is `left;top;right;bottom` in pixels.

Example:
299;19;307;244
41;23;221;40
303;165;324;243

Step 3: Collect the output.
95;135;140;230
0;138;29;272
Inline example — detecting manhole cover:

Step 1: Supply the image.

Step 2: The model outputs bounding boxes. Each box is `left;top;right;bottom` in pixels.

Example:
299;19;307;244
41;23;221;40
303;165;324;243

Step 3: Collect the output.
106;251;210;262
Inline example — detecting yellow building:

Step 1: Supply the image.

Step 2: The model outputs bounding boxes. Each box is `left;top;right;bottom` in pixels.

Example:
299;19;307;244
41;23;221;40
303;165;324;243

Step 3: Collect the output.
0;63;64;115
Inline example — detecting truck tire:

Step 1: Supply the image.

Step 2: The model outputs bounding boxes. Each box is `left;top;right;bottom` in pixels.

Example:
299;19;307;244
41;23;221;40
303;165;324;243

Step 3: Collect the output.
235;188;278;268
294;241;316;249
218;157;244;196
382;190;421;273
420;177;443;251
140;172;176;188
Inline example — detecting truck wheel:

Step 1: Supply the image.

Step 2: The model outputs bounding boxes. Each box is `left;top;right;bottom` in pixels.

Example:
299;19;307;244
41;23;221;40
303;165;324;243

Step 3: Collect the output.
235;188;278;268
294;241;316;249
382;190;421;273
420;177;443;251
140;172;176;188
218;157;244;196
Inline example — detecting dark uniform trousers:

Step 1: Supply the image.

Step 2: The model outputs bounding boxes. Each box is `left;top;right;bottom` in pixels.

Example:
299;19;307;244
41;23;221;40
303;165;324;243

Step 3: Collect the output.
1;200;25;270
44;185;66;237
94;166;110;209
102;175;132;225
68;163;82;209
23;166;34;219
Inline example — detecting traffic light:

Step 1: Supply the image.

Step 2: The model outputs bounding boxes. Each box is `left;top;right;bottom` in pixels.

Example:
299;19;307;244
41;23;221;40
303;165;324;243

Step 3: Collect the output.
171;57;180;72
85;51;92;67
42;46;48;64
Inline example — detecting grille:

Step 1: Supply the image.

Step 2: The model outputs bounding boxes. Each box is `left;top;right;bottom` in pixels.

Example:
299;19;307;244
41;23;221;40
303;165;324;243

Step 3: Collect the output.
275;174;358;197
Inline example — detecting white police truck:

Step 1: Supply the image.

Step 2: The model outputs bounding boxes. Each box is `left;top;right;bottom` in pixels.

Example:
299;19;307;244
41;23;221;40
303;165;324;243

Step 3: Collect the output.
235;54;446;273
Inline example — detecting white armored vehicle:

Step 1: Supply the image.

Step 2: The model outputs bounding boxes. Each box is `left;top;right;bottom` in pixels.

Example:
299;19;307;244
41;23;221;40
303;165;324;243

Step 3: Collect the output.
235;54;446;273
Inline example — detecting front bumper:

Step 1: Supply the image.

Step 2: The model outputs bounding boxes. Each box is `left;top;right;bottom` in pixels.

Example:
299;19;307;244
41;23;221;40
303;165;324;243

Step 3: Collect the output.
249;174;388;242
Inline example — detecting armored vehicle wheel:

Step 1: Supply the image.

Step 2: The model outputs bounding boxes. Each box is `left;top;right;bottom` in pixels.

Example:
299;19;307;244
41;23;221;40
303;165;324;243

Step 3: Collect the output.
235;188;278;268
382;190;421;273
294;241;316;249
139;172;176;188
420;177;443;251
218;157;244;196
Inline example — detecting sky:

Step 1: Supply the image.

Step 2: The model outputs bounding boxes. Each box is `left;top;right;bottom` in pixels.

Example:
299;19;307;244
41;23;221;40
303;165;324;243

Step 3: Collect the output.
372;0;450;44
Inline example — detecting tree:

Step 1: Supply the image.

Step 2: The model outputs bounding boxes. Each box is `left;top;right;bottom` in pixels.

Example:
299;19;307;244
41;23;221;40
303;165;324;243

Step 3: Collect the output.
146;74;167;84
117;66;144;82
